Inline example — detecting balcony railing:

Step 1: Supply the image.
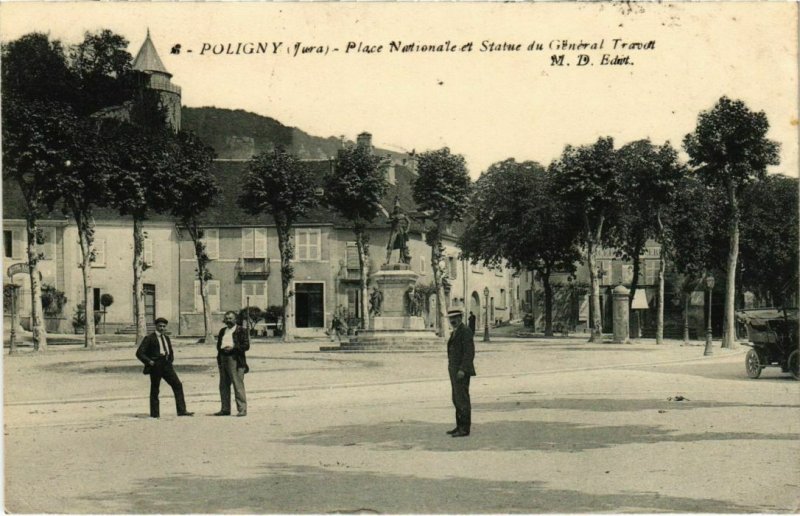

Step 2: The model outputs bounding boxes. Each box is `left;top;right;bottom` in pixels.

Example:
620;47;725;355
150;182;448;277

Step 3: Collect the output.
236;257;270;279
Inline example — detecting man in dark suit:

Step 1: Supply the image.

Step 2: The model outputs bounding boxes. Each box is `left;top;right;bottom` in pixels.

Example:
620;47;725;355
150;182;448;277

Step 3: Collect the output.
135;317;194;418
446;309;476;437
215;310;250;417
468;311;477;334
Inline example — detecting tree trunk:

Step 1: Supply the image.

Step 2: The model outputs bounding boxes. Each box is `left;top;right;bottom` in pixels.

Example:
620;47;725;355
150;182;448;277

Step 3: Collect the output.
656;211;665;345
355;226;370;330
277;224;293;342
431;221;449;340
26;214;47;351
628;249;643;337
585;212;605;343
199;274;213;344
542;271;553;337
586;239;602;343
189;226;215;345
628;250;642;310
722;180;739;349
76;213;96;349
656;252;666;345
683;291;690;344
530;276;537;333
132;217;147;345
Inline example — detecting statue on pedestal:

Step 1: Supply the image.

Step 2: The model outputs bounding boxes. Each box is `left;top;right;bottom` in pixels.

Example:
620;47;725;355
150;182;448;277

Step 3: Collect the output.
405;285;422;317
369;286;383;317
385;197;412;265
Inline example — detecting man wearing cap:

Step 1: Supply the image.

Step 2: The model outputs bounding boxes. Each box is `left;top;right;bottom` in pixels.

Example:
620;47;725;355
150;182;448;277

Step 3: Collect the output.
136;317;194;418
215;310;250;417
446;308;476;437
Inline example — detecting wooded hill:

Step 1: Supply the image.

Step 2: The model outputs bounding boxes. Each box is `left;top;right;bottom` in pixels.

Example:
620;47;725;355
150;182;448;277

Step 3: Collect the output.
183;106;408;162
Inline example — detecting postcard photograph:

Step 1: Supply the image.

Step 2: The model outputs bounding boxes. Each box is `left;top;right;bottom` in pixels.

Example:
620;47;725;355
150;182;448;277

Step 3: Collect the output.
1;2;798;513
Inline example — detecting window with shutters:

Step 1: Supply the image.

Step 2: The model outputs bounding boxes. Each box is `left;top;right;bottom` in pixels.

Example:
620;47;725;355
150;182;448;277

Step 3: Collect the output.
448;256;458;279
143;235;154;267
93;288;103;312
242;228;267;258
241;281;267;309
296;228;321;261
3;231;11;258
195;280;220;313
345;242;359;271
202;228;219;260
4;230;14;259
92;239;106;268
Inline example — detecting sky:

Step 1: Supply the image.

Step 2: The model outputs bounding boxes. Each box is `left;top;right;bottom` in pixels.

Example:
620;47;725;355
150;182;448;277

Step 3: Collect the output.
1;2;798;179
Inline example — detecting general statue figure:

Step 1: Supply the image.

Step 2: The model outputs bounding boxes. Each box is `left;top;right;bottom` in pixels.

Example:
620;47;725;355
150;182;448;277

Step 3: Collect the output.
385;197;412;265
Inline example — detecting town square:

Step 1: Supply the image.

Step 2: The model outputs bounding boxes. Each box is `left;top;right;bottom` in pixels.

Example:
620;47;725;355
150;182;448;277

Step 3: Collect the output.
2;2;799;514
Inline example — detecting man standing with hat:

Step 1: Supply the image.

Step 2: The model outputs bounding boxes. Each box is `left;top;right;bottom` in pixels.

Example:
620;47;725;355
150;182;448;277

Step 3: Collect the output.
446;308;476;437
136;317;194;418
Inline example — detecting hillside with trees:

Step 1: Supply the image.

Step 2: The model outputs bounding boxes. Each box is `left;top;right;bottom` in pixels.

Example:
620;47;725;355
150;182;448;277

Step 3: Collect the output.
183;106;409;162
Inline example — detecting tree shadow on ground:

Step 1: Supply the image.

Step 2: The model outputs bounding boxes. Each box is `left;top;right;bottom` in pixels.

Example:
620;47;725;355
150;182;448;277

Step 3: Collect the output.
556;347;660;352
477;397;800;413
80;463;764;514
41;355;383;375
284;420;798;453
41;363;216;375
631;361;800;382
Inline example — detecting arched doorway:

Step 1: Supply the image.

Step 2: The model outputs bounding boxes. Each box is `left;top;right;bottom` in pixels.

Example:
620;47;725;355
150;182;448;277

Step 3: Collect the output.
470;291;481;330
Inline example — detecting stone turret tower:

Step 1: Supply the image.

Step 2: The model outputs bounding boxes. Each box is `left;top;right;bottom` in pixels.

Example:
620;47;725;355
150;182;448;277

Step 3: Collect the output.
132;30;181;131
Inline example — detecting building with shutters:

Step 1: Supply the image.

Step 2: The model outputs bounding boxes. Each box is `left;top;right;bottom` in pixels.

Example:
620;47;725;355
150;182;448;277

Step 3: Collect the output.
175;149;512;338
3;31;182;335
3;31;513;338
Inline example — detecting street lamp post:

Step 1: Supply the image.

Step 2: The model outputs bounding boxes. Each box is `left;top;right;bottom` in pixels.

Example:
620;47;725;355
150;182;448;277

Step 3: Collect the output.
9;284;19;355
704;274;715;356
483;286;490;343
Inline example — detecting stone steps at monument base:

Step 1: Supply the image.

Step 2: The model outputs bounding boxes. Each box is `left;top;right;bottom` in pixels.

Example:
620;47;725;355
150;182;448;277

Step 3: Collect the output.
320;338;445;353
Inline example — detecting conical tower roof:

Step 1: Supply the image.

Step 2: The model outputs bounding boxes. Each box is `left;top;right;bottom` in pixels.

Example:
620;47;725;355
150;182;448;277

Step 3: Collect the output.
132;29;171;77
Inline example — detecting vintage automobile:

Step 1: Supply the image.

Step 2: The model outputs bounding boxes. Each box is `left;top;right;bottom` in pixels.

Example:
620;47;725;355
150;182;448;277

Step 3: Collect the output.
736;308;799;380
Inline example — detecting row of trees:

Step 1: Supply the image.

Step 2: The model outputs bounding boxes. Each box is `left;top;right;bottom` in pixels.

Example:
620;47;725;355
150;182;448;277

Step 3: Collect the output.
8;31;791;348
3;30;475;348
2;31;219;349
460;96;795;346
241;144;471;341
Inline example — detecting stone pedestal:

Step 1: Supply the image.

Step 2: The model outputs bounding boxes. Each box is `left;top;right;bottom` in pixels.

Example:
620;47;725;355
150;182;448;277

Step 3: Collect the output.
370;263;418;319
320;263;441;352
613;285;630;344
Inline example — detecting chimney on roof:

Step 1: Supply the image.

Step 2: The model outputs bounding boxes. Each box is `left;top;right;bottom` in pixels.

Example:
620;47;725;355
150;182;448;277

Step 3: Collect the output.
356;132;373;154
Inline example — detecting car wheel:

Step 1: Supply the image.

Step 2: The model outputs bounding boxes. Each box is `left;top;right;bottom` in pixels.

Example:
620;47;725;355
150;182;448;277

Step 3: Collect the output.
745;349;762;379
788;350;799;381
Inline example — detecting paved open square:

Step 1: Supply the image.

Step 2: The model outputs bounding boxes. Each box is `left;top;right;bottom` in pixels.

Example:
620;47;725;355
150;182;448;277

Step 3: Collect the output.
4;336;799;513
